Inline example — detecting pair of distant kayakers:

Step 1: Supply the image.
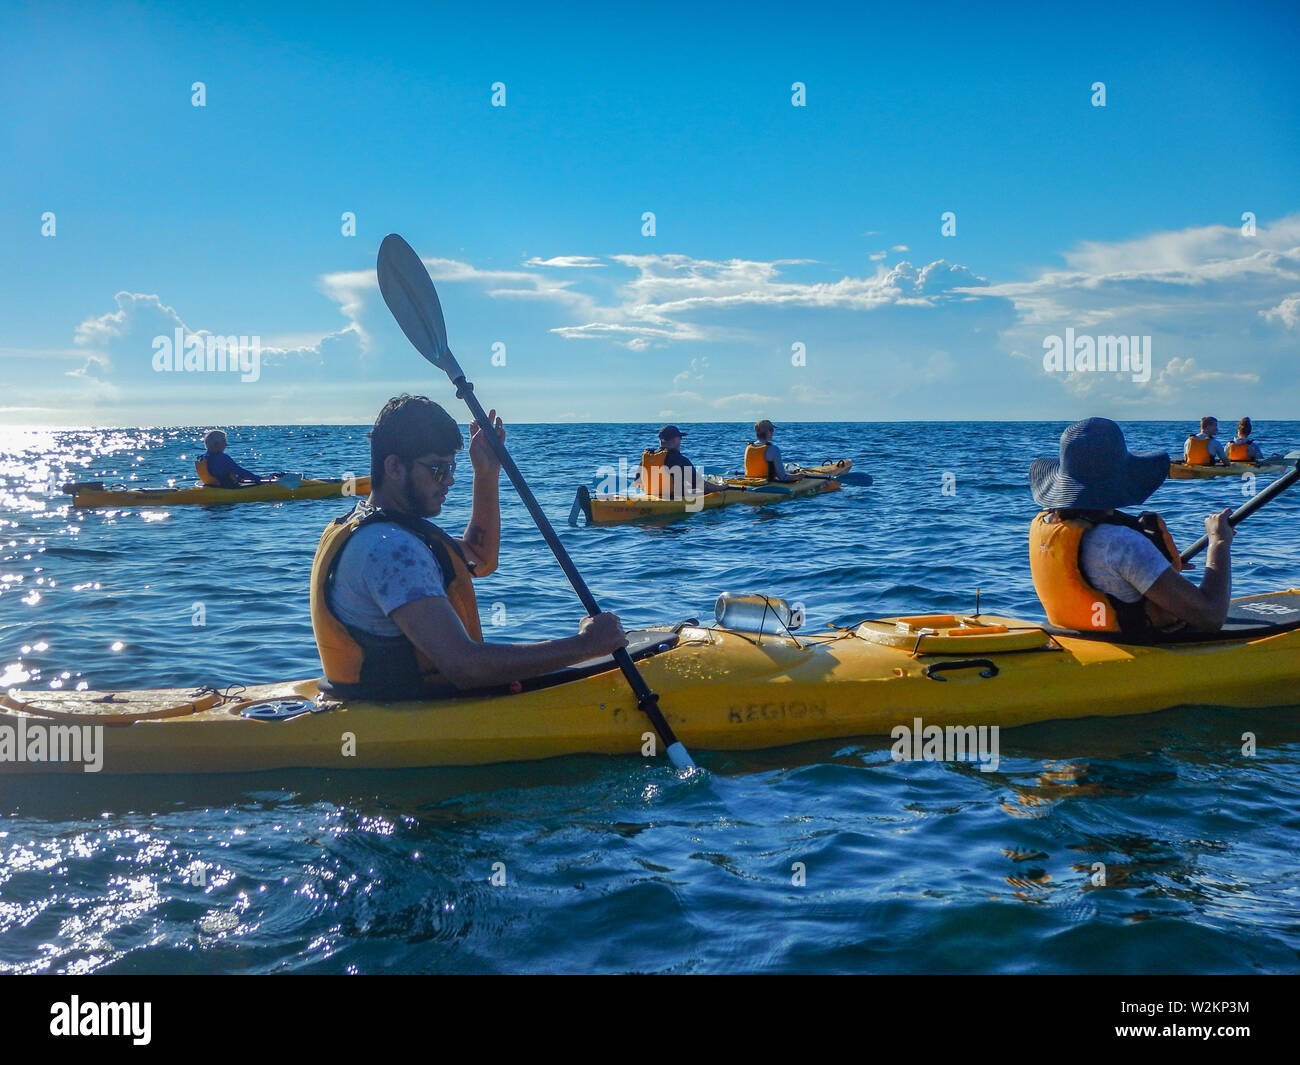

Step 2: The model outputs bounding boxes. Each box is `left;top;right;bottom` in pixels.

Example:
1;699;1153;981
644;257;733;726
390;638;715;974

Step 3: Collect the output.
195;429;273;488
637;419;795;498
1184;416;1264;466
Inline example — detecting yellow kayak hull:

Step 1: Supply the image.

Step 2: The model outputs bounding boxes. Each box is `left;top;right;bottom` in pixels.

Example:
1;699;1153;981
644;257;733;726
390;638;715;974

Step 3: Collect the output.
1169;460;1289;480
63;477;372;508
584;460;851;524
4;591;1299;774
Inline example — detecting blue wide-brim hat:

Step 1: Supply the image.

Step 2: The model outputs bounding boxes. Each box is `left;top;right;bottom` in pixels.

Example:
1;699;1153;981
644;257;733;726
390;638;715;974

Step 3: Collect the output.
1030;418;1169;510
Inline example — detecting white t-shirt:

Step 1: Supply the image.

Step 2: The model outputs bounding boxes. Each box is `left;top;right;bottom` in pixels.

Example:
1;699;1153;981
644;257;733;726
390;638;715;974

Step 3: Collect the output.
1079;523;1173;604
327;520;447;637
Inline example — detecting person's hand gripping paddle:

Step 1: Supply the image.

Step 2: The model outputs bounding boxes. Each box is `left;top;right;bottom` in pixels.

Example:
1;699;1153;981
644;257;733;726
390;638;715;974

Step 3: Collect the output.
376;234;695;769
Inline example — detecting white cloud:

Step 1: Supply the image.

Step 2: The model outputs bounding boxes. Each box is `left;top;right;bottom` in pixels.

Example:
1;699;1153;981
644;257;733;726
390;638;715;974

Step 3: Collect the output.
970;213;1300;409
1263;294;1300;329
524;256;606;268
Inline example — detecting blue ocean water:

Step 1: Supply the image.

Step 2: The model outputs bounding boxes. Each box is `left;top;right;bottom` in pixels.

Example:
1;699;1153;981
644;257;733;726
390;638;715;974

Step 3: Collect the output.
1;421;1299;974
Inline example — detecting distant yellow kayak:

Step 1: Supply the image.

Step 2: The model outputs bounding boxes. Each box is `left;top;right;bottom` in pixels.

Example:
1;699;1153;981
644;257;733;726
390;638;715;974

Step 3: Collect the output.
1169;458;1293;480
61;476;372;508
572;460;852;525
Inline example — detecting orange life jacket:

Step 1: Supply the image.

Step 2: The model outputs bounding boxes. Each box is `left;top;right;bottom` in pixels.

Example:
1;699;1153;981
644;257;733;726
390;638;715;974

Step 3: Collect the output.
310;504;482;698
745;442;771;478
1029;510;1183;636
195;456;220;485
1184;434;1213;466
1227;439;1253;462
640;448;669;497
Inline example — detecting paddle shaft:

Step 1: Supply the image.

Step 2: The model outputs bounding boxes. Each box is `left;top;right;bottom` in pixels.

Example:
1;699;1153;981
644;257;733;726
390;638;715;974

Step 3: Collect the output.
451;377;693;765
1180;463;1300;563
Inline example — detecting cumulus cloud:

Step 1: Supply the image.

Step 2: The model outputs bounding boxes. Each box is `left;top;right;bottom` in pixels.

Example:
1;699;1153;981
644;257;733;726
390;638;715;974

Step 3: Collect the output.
971;214;1300;410
974;214;1300;327
1263;294;1300;329
320;249;989;354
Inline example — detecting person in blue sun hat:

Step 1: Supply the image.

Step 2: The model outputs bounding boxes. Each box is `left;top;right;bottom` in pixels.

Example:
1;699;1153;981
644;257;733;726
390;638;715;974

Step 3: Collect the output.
1028;417;1235;636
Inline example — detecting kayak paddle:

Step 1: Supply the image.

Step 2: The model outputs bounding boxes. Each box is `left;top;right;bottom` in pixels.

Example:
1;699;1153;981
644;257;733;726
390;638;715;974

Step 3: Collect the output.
376;233;696;769
1180;460;1300;564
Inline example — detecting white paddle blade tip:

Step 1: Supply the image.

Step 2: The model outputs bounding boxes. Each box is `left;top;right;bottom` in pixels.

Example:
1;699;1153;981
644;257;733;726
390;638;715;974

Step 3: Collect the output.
666;742;695;769
376;234;461;377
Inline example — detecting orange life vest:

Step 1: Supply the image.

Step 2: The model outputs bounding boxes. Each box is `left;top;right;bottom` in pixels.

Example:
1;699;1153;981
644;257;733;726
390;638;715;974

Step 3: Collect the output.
1184;435;1213;466
1029;510;1183;636
1227;439;1253;462
310;504;482;698
640;448;670;497
744;442;771;478
195;456;220;485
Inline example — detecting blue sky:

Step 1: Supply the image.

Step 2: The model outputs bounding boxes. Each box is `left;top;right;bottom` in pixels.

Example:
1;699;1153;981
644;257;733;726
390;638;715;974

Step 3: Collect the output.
1;0;1297;425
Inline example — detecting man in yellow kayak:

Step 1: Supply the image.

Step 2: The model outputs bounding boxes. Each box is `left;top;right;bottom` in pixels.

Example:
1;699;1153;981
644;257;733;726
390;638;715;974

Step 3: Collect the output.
639;425;726;498
196;429;271;487
1183;415;1228;467
310;395;626;700
1030;417;1236;635
744;419;795;481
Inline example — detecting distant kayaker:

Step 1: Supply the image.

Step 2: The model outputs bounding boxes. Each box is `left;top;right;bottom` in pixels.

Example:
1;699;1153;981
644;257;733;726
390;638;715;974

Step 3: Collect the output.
1030;417;1235;635
1184;416;1228;466
744;420;795;481
639;425;726;498
310;394;627;699
195;429;266;488
1227;417;1264;463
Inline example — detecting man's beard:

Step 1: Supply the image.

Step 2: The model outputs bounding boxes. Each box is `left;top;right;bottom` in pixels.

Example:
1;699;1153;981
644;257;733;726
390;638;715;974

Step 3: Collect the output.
403;478;442;519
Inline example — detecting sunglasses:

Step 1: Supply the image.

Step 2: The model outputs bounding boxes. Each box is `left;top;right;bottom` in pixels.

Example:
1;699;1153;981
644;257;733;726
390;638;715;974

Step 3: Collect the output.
411;458;456;482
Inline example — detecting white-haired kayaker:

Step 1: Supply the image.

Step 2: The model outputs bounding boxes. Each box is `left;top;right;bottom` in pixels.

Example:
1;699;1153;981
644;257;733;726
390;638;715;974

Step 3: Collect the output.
310;395;626;699
196;429;267;488
1029;417;1235;635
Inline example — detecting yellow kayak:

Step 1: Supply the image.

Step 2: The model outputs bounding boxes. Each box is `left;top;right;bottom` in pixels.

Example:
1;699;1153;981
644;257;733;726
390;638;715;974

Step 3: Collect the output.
1169;459;1292;480
4;590;1299;775
61;476;372;508
573;460;852;525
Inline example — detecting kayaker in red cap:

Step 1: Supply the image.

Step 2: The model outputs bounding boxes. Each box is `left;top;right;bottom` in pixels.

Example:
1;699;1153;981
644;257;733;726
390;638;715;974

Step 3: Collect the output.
310;395;626;699
639;425;725;498
744;420;795;481
1029;417;1235;635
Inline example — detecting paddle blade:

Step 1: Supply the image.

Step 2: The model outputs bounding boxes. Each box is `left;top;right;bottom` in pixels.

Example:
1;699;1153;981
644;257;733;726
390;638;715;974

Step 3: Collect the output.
277;473;303;491
376;234;464;379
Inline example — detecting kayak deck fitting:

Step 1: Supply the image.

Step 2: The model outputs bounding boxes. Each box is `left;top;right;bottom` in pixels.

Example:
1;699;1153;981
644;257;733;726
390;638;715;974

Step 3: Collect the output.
570;460;853;525
61;477;373;508
4;591;1299;775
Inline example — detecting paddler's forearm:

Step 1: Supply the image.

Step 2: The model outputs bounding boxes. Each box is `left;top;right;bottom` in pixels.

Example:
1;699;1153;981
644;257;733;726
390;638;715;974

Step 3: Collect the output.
1199;538;1232;622
464;470;501;573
